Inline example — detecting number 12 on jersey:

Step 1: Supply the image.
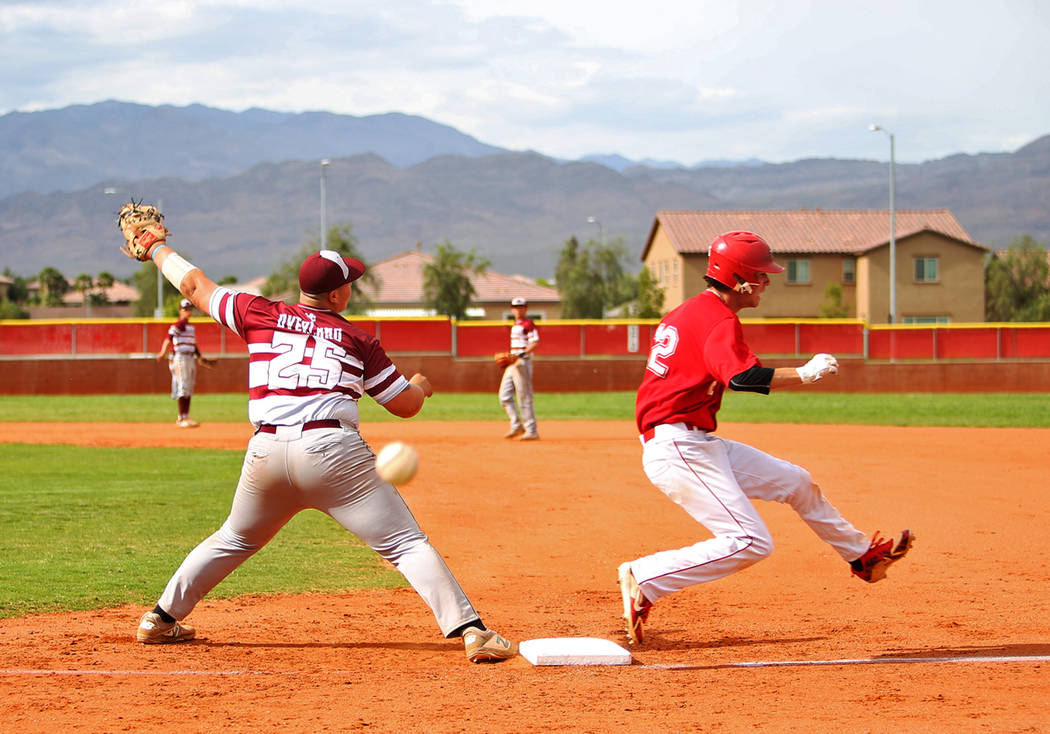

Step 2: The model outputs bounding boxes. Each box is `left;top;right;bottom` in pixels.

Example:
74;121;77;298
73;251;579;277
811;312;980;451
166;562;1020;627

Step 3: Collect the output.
646;323;679;377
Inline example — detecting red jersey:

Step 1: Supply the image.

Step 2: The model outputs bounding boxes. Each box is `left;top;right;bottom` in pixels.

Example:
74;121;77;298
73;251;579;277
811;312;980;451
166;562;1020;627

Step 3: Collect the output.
207;287;409;428
635;290;759;433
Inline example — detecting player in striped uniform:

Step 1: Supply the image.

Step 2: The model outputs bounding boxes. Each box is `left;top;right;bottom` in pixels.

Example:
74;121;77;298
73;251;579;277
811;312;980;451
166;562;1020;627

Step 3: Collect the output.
156;298;203;427
499;296;540;440
133;244;515;664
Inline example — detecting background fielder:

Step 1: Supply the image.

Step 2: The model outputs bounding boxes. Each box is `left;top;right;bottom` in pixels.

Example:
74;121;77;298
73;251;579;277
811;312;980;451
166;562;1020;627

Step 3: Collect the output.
618;230;913;645
498;296;540;440
156;298;204;428
118;204;515;663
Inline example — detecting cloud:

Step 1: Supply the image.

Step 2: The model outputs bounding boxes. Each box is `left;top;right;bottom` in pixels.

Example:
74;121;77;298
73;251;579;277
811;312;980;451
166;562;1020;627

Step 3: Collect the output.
1;0;1048;164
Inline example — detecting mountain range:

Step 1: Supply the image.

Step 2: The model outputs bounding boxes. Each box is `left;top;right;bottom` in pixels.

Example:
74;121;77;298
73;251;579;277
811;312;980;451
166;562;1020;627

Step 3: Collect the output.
1;101;1047;281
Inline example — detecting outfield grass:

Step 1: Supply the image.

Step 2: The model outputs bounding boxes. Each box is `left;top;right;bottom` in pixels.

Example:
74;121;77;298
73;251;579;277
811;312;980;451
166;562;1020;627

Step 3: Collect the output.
0;444;403;619
0;391;1048;427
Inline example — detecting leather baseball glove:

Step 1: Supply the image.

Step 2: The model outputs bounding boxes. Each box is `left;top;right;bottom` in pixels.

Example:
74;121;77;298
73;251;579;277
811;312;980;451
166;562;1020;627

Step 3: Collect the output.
493;352;518;369
117;201;168;261
199;356;218;370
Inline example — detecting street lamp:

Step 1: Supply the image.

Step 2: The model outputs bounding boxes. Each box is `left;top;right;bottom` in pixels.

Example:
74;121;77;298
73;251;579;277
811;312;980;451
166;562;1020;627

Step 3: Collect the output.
105;187;163;318
869;124;896;324
320;159;330;249
586;216;604;246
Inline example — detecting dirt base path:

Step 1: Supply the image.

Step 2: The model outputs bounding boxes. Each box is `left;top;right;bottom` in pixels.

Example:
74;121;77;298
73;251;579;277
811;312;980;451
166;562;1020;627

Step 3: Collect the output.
2;420;1048;732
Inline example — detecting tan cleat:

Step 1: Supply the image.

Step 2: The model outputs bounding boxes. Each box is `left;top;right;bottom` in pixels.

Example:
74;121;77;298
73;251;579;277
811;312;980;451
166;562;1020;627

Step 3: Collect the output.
462;626;516;663
137;611;196;644
518;433;540;441
177;418;201;428
618;562;652;645
504;427;525;439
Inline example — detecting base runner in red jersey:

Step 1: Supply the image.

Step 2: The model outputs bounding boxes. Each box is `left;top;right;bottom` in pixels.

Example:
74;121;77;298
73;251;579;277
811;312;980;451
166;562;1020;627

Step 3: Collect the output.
123;219;515;663
619;231;913;645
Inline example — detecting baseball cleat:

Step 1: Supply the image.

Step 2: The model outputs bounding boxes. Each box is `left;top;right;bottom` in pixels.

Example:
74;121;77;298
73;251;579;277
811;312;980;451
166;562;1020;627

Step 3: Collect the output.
137;611;196;644
850;529;914;583
618;562;652;645
177;418;200;428
504;427;525;439
518;433;540;441
462;626;516;663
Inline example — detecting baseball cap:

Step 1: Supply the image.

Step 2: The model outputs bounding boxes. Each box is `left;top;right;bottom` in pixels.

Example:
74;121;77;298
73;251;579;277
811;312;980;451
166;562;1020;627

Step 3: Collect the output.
511;297;527;306
179;299;193;310
298;250;366;294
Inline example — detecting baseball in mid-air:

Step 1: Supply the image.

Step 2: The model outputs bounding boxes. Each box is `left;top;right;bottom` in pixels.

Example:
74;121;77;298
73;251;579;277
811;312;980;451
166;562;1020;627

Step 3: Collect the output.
376;441;419;485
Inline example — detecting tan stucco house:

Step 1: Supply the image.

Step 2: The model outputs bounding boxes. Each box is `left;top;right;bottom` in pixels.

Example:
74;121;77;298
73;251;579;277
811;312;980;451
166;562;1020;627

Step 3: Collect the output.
642;209;989;323
356;248;562;321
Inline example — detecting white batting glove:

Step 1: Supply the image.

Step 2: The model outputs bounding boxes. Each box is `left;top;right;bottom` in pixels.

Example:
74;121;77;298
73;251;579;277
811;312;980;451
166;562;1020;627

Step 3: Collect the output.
796;353;839;383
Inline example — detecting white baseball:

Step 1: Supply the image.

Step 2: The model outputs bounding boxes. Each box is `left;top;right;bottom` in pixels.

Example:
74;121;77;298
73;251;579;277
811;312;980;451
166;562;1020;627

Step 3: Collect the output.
375;441;419;485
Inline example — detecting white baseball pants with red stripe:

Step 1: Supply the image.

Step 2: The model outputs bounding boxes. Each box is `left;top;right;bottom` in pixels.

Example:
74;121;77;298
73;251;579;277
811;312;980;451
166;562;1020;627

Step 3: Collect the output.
628;423;870;601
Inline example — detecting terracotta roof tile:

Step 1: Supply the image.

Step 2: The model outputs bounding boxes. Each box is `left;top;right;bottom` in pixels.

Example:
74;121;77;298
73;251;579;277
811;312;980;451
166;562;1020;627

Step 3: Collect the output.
359;250;559;305
649;209;984;257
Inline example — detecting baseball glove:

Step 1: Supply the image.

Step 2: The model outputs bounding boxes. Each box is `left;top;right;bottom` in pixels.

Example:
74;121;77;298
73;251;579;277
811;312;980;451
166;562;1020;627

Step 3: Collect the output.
199;356;218;370
493;352;518;369
117;201;168;261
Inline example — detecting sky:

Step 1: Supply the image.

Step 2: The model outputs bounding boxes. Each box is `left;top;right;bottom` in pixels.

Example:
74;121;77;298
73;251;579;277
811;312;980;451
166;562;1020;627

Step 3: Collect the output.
1;0;1047;165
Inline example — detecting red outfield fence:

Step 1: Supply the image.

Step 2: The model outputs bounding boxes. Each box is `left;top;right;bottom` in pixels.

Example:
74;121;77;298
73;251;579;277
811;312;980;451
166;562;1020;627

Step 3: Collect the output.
2;317;1050;361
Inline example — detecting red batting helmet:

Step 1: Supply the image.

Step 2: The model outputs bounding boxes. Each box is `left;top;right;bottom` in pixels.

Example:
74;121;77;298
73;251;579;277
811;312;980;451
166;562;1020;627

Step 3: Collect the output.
705;231;784;293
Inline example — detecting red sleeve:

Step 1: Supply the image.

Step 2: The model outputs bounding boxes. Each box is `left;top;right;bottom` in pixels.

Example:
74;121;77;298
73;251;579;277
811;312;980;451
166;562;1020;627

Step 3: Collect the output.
703;317;759;386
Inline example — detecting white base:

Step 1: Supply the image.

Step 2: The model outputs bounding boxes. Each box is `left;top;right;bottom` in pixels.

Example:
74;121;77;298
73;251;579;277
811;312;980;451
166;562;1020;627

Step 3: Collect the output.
519;637;632;666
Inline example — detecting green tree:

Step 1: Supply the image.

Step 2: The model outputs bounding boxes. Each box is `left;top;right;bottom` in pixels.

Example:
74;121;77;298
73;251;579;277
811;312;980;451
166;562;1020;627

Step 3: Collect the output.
624;266;665;318
422;240;490;320
37;267;70;306
2;268;29;304
264;224;377;313
129;261;180;316
94;271;115;305
0;300;28;318
819;282;850;318
73;273;94;310
554;236;634;318
985;236;1050;321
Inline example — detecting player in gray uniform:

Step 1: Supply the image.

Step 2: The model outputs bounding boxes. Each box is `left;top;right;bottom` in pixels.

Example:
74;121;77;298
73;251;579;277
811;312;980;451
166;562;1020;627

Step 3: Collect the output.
131;238;515;663
499;297;540;440
157;298;203;427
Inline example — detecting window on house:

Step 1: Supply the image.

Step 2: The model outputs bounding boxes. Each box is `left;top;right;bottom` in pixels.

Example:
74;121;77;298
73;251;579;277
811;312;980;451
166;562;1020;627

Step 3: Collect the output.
842;258;856;285
914;257;939;283
902;315;950;324
786;259;811;284
672;259;679;282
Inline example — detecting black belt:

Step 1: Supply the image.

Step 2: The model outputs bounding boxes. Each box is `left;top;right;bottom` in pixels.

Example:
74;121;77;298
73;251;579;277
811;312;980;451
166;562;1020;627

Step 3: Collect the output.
256;420;341;434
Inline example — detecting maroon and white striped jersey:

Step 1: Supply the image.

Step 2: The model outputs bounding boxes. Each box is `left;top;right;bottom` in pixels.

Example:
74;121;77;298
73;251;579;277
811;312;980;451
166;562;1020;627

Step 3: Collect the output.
509;318;538;354
167;318;198;355
207;287;409;428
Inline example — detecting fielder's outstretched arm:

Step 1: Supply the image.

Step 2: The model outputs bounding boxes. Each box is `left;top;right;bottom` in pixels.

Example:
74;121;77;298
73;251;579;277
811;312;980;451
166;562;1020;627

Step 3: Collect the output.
146;243;218;315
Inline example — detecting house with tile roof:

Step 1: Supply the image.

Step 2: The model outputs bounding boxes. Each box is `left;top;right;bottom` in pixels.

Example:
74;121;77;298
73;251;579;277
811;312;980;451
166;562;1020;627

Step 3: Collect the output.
642;209;989;323
355;248;562;320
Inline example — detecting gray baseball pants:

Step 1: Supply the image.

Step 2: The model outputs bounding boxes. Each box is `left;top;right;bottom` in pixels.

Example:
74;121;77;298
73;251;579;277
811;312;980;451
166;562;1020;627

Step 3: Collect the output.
157;424;480;636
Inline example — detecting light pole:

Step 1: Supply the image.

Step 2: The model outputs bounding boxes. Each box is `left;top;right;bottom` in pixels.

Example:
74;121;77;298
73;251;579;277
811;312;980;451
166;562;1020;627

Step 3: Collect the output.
869;124;896;324
586;216;604;246
320;159;330;249
105;187;163;317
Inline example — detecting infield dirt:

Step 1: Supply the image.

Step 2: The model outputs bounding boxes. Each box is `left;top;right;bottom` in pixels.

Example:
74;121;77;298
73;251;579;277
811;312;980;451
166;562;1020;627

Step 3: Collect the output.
1;420;1048;732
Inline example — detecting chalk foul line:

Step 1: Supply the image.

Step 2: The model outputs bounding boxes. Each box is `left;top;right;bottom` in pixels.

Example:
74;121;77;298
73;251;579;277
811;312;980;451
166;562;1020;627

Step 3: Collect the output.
645;654;1050;670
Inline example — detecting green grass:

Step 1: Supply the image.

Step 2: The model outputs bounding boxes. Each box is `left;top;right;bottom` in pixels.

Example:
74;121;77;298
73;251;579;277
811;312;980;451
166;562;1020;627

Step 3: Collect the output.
0;444;402;619
1;391;1048;426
